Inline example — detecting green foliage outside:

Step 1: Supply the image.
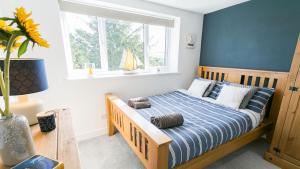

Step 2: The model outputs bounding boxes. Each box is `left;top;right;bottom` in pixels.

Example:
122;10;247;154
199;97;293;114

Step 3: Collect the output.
69;16;101;69
69;17;144;70
149;55;165;67
106;19;144;70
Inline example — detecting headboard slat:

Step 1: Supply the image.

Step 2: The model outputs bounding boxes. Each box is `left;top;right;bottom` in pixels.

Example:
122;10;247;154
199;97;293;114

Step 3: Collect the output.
268;79;274;88
198;66;289;124
259;77;265;87
244;75;249;85
251;76;256;86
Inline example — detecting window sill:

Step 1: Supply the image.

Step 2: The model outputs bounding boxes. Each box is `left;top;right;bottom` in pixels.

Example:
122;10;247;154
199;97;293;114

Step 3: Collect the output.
66;71;180;80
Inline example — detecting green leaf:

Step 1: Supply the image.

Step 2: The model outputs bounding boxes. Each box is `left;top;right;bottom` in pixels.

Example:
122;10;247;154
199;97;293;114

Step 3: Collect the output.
18;39;29;58
11;31;24;36
0;17;14;21
8;21;16;26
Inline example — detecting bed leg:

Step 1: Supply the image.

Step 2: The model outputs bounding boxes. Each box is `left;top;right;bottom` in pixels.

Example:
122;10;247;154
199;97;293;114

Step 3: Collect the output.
148;143;169;169
105;93;117;136
157;144;169;169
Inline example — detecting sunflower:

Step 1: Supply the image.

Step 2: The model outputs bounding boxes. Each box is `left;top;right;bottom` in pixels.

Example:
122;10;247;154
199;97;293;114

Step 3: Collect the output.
0;20;17;51
0;36;22;51
13;36;22;48
0;20;6;29
0;44;5;49
0;20;16;33
15;7;49;48
15;7;32;23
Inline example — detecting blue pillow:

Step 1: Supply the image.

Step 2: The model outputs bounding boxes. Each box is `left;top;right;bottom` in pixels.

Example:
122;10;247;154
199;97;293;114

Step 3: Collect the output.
207;82;223;99
246;88;275;114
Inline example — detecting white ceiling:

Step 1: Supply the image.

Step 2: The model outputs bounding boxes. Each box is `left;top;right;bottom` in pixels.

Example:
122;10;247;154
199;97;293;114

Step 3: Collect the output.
143;0;249;14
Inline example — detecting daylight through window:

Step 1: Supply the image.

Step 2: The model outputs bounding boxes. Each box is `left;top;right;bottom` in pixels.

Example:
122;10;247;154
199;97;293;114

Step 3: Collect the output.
62;12;177;76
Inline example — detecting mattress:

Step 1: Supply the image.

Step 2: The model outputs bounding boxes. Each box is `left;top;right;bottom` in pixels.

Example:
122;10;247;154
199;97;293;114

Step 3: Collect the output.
135;90;259;168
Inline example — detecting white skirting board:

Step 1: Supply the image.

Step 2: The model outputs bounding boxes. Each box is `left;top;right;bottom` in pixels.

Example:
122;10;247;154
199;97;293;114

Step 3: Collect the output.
76;127;107;142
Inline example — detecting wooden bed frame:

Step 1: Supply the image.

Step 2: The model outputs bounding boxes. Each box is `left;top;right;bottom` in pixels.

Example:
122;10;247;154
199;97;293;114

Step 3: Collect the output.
105;66;289;169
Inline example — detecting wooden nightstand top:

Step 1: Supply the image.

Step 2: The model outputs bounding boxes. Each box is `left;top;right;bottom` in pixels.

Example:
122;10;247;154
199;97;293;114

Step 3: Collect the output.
0;109;81;169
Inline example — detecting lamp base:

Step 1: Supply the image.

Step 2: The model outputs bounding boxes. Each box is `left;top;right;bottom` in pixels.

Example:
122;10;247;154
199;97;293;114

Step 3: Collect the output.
10;95;44;125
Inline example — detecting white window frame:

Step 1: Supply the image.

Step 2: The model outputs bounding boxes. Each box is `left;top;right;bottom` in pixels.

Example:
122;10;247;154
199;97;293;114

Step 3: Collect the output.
59;0;180;79
142;24;171;72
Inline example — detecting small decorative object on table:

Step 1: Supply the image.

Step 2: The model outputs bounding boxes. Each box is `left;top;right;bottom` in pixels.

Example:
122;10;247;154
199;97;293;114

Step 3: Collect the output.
37;111;56;132
12;155;64;169
0;7;49;166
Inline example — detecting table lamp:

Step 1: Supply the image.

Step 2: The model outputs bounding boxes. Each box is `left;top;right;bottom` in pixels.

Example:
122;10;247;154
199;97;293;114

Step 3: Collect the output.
0;58;48;125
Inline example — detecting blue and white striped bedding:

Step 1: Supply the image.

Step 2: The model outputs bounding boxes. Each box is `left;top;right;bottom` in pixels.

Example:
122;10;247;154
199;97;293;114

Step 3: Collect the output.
135;90;259;168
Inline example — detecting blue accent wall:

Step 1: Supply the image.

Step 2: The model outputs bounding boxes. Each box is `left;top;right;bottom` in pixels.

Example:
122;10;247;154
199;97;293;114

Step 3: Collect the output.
200;0;300;72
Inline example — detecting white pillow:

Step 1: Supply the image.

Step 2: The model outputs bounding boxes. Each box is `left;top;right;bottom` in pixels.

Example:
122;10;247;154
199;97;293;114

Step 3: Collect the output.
188;79;212;97
216;85;250;109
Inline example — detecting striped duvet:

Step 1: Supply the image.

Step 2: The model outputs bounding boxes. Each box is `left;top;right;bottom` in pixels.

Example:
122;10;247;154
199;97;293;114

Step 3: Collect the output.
136;91;254;168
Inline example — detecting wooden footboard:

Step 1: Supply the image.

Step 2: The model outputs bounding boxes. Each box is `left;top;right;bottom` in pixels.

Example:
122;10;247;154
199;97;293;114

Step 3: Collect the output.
105;93;172;169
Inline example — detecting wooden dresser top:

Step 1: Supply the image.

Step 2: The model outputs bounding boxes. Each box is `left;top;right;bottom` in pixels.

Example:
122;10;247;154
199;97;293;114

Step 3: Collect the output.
0;109;81;169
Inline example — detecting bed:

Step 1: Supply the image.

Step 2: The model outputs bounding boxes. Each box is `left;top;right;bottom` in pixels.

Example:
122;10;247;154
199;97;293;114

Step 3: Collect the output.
105;66;289;169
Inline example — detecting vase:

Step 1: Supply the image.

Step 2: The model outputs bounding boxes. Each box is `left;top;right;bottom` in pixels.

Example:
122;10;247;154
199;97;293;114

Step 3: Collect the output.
0;115;36;166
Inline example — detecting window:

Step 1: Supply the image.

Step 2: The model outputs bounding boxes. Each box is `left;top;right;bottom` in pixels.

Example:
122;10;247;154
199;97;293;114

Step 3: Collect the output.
60;0;179;77
148;25;167;67
64;13;101;69
105;19;144;71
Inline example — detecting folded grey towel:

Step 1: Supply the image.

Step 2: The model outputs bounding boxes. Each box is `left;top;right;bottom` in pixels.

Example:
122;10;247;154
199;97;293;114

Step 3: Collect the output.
128;97;151;109
150;113;184;129
129;97;149;102
128;101;151;109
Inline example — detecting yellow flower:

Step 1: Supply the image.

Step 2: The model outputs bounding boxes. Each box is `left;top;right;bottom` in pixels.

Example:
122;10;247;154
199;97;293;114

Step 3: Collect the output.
5;26;15;32
0;20;6;29
15;7;49;48
0;44;5;49
13;36;22;49
0;20;16;32
0;36;22;51
15;7;32;24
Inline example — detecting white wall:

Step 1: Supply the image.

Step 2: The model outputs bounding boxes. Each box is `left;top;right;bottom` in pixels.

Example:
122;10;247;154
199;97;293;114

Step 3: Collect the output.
0;0;203;141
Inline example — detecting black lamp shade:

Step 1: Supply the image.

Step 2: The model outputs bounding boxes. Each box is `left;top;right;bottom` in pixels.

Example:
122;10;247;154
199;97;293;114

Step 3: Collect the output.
0;58;48;96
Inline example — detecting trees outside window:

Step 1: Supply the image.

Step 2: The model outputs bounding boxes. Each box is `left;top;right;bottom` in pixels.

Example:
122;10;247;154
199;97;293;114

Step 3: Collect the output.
105;19;144;71
63;12;170;73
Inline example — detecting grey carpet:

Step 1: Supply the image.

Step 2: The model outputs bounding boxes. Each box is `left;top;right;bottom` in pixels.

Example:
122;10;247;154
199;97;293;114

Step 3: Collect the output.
79;133;280;169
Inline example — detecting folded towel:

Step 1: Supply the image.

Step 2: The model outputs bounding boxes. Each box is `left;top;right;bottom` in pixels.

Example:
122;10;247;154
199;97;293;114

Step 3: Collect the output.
150;113;184;129
128;97;151;109
129;101;151;109
128;97;149;102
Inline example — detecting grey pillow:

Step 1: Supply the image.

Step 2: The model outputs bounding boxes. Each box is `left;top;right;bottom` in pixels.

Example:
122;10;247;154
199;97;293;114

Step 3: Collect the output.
223;81;258;109
196;77;216;97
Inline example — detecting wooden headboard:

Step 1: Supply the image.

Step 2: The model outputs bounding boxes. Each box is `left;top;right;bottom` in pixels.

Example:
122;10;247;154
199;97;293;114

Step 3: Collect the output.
198;66;289;123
